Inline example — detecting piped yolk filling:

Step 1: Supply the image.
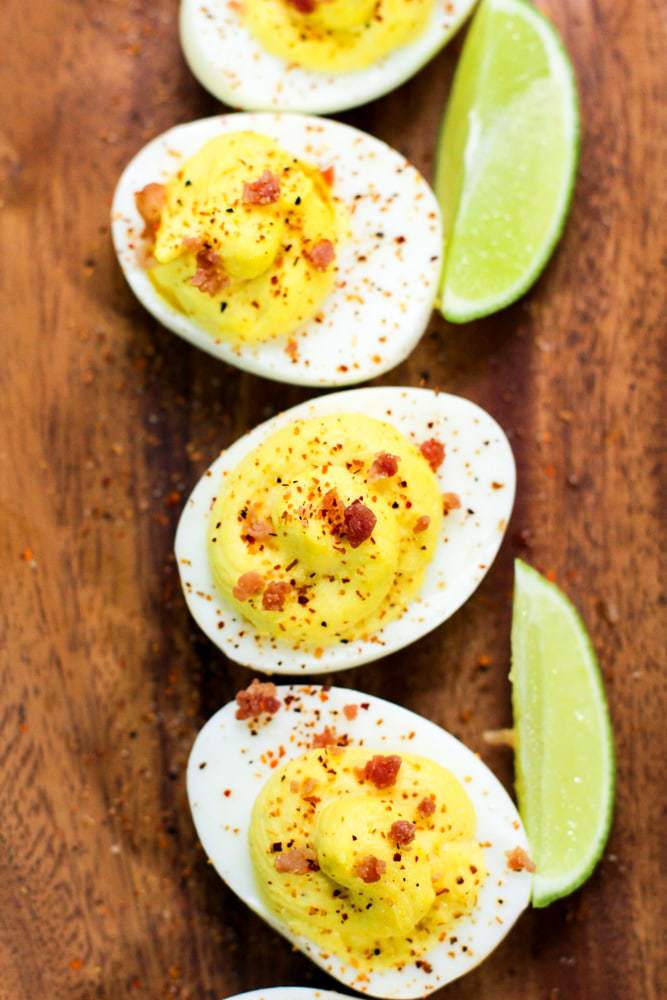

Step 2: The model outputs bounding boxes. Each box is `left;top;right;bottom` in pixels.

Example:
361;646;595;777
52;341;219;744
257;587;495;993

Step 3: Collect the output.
244;0;436;73
207;413;445;648
250;748;486;970
135;131;341;345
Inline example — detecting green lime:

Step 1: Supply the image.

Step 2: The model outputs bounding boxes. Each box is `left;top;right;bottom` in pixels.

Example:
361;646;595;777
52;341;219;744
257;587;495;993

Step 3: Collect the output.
434;0;579;323
510;560;615;908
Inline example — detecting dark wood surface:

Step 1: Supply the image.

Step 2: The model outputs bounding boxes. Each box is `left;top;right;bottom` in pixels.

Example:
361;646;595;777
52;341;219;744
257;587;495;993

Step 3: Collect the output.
1;0;665;997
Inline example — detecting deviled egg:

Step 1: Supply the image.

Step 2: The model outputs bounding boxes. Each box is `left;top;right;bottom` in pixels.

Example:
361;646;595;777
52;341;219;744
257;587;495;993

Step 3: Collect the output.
179;0;478;115
187;684;533;998
111;114;441;386
175;386;515;674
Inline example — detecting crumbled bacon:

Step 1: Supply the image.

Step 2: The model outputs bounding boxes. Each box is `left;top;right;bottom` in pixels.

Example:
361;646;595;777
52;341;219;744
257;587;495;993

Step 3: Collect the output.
420;438;445;471
275;847;319;874
414;515;431;533
299;777;317;797
311;726;338;748
247;508;273;541
442;492;461;514
262;580;292;611
355;855;386;884
232;571;264;601
304;239;335;272
506;847;536;873
286;0;317;11
343;704;358;721
362;754;402;788
321;489;346;536
235;679;281;720
390;820;416;846
417;796;436;817
369;452;399;480
344;500;377;548
320;164;335;186
242;169;281;206
135;182;166;239
191;248;229;296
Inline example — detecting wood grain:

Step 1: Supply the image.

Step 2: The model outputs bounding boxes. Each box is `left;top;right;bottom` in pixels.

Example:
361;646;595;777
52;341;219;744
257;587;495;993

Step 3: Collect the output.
0;0;665;997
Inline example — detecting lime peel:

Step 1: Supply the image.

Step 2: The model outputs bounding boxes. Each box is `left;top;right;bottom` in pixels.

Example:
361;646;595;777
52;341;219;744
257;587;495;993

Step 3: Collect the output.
435;0;580;323
510;559;615;908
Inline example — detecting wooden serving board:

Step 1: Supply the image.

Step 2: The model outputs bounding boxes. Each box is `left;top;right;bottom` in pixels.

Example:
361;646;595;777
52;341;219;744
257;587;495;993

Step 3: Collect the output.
0;0;664;997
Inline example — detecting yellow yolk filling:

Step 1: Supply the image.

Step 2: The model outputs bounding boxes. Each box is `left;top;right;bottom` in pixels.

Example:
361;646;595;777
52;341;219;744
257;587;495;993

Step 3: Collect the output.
250;748;486;970
244;0;436;73
146;132;341;345
207;414;444;648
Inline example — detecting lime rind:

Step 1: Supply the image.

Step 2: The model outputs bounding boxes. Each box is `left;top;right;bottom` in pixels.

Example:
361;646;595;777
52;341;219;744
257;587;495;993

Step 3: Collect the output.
435;0;580;324
511;559;615;908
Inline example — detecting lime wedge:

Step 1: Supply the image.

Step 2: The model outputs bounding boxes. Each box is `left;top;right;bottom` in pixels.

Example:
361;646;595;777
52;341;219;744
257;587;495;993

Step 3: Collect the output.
510;560;615;907
435;0;579;322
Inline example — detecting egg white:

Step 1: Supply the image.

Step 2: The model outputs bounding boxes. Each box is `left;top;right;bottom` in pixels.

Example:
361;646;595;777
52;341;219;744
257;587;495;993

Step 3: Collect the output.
175;386;515;674
111;114;441;387
223;991;349;1000
187;685;532;998
179;0;478;115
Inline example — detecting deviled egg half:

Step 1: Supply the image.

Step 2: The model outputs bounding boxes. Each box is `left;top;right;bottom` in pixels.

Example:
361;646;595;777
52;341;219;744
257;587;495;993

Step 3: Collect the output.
180;0;478;115
111;114;441;386
175;386;515;674
187;685;533;998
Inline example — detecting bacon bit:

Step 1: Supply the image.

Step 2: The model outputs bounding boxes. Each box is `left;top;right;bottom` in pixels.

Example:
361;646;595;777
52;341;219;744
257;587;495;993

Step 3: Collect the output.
304;239;335;272
420;438;445;471
369;452;399;480
442;492;461;514
285;338;299;362
247;508;273;541
321;489;346;535
235;679;281;720
300;778;317;798
243;169;281;205
182;235;201;253
506;847;536;873
232;571;264;601
417;796;436;817
484;728;516;749
320;165;335;186
414;515;431;533
416;960;433;974
135;182;166;238
363;754;402;788
355;855;386;884
191;248;229;296
344;500;377;548
343;704;358;721
311;726;339;748
299;777;320;803
390;820;416;846
275;847;319;874
287;0;317;11
262;580;292;611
